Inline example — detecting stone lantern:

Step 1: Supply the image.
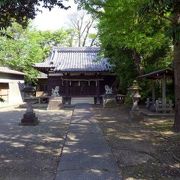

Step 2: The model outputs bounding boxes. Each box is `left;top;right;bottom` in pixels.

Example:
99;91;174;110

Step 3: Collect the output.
128;80;143;121
128;80;141;111
20;86;39;126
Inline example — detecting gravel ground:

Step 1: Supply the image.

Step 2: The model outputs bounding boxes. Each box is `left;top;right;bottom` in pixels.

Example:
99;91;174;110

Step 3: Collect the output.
1;105;179;180
0;107;73;180
93;106;180;180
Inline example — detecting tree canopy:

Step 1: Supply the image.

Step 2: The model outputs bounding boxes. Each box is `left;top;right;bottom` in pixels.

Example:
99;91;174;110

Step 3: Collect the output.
78;0;172;91
0;22;73;82
77;0;180;131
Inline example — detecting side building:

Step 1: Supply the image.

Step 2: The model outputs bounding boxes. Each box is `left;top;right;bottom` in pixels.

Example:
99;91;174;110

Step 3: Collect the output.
34;47;116;104
0;67;24;105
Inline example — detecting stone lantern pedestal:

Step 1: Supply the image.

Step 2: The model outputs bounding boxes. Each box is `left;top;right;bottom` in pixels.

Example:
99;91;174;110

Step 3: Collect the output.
128;80;144;121
20;99;39;126
20;86;39;126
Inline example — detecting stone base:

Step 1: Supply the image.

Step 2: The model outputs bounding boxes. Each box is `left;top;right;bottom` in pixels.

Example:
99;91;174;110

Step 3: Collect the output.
47;96;63;110
129;110;144;121
20;112;39;126
103;95;118;107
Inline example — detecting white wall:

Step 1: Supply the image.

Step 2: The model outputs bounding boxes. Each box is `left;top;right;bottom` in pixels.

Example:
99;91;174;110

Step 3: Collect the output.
8;81;24;104
0;78;24;105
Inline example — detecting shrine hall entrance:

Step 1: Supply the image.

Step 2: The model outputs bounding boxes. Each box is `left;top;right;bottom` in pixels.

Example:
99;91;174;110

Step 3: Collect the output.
61;78;104;105
47;73;116;105
61;79;104;97
69;81;97;96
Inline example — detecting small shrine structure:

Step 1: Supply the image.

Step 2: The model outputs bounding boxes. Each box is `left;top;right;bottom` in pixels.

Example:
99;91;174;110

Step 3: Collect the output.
138;68;174;112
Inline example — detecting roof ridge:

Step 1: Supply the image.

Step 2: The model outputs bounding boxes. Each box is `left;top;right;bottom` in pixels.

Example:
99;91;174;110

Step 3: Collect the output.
52;47;100;52
0;66;24;75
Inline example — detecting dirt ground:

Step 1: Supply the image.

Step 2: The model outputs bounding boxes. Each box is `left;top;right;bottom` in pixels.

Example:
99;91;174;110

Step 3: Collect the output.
93;106;180;180
0;107;73;180
1;105;180;180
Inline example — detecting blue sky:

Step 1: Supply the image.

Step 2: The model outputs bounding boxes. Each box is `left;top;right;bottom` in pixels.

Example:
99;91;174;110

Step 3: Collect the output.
32;0;78;31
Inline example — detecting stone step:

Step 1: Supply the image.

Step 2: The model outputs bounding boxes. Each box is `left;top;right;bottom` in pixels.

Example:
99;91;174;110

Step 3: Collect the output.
71;97;94;105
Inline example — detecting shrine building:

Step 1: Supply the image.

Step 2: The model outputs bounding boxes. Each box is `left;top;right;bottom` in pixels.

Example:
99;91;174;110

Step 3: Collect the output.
34;47;116;104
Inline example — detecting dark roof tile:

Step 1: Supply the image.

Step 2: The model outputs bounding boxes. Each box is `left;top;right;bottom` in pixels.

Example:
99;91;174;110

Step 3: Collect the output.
34;47;111;72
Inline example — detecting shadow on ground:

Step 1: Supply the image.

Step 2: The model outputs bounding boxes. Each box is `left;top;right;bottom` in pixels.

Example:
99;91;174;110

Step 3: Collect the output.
0;108;73;180
92;105;180;180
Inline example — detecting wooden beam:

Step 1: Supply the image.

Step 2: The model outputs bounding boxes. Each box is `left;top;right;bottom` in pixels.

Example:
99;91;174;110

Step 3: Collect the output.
62;78;104;81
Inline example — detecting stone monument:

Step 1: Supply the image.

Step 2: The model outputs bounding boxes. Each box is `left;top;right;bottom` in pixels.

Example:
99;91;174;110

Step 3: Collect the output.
105;85;113;94
51;86;60;97
47;86;63;110
103;85;117;107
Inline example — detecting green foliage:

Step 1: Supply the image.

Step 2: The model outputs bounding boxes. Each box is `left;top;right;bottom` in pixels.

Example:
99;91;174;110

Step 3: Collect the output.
77;0;173;95
0;22;73;82
105;47;137;93
124;91;132;106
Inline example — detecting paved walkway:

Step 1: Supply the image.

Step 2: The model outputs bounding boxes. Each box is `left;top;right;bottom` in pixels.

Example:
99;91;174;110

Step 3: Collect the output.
55;104;122;180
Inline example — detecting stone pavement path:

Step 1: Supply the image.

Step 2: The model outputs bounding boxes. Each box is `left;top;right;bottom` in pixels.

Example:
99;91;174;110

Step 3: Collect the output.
55;104;122;180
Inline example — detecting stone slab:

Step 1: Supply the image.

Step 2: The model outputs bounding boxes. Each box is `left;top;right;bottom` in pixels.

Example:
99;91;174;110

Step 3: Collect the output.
55;104;122;180
47;97;63;110
56;169;121;180
71;97;94;105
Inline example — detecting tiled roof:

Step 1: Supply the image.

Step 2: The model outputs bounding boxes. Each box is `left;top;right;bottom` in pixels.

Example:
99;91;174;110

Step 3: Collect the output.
0;67;24;75
34;47;111;72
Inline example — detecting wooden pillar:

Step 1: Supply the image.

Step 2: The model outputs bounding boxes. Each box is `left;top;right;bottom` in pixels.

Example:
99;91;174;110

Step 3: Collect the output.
65;80;68;97
96;80;100;95
152;80;155;103
96;80;100;103
162;74;166;106
47;76;52;96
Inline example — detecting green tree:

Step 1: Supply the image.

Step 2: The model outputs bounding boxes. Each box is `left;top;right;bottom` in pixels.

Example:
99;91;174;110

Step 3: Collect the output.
0;22;73;82
77;0;180;131
79;0;171;86
141;0;180;131
0;22;45;82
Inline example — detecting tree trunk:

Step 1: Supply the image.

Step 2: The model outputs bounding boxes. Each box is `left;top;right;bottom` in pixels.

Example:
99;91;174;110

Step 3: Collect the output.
173;41;180;131
132;50;143;75
173;1;180;132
